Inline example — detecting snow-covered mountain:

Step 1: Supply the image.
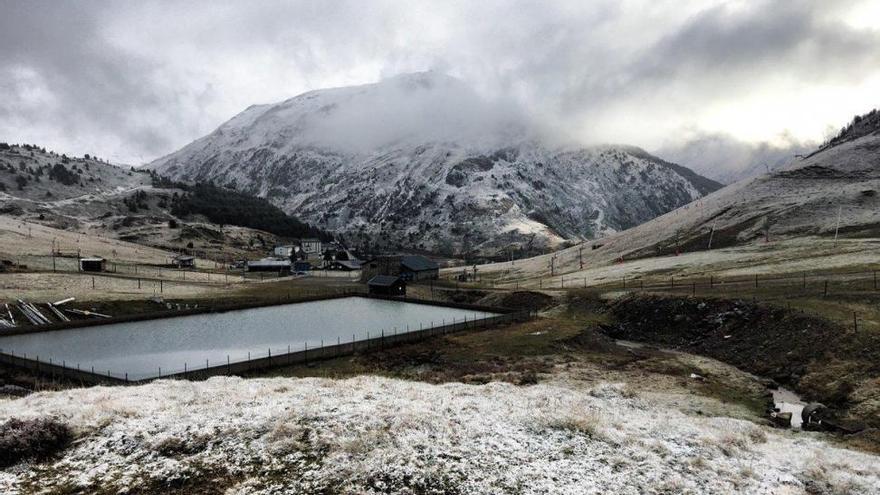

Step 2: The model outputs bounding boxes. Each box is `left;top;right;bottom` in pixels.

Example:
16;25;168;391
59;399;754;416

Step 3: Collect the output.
148;72;721;255
527;108;880;269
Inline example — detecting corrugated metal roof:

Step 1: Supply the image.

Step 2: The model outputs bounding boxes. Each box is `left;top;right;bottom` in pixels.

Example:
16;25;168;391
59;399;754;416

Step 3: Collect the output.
368;275;403;287
247;259;291;268
400;255;438;272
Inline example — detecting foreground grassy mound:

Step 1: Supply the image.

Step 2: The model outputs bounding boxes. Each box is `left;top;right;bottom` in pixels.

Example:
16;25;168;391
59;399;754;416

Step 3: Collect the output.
1;376;878;494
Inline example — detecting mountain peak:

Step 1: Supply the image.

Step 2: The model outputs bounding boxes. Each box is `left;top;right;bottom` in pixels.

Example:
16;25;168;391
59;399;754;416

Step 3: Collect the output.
204;71;529;155
384;70;464;90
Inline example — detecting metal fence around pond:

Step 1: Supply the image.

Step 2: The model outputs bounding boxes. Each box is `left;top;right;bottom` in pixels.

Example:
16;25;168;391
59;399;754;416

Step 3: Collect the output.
0;296;529;385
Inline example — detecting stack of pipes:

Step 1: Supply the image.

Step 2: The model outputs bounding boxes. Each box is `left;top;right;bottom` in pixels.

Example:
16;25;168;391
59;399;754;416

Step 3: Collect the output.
49;297;75;322
0;303;15;328
65;309;111;319
46;303;69;322
17;299;52;325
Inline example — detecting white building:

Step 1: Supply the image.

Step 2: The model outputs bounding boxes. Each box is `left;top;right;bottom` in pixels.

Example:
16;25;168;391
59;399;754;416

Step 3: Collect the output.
301;238;322;258
273;245;297;258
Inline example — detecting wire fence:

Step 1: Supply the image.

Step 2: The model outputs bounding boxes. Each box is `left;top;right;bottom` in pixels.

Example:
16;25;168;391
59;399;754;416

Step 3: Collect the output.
11;253;365;285
12;254;247;283
443;266;880;295
440;267;880;333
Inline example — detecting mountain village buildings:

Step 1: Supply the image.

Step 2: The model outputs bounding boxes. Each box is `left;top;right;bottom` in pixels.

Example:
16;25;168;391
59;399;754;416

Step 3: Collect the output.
361;255;439;282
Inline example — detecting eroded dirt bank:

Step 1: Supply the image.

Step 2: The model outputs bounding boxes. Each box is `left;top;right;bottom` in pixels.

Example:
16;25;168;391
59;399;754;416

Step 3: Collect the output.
599;294;880;435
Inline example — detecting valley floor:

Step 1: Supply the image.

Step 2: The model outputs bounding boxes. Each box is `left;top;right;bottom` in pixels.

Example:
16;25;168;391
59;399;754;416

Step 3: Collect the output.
2;217;880;493
2;292;880;494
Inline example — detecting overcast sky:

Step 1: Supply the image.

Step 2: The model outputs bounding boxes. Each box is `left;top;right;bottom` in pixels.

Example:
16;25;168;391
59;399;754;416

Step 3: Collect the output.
1;0;879;165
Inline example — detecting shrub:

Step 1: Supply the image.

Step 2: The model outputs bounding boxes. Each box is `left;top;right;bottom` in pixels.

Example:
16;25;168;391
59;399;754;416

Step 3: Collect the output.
0;417;73;468
541;409;603;439
48;164;79;186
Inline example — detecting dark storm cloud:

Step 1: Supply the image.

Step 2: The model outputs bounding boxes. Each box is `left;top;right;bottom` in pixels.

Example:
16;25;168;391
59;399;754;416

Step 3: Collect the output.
0;0;878;166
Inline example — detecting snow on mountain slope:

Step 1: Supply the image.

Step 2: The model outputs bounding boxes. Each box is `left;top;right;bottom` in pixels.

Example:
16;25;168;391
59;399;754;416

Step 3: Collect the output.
148;72;721;255
480;108;880;278
0;144;293;259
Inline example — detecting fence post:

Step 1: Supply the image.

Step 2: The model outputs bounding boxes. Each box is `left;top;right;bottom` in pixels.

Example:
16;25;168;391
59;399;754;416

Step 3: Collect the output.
692;282;696;297
853;312;858;333
803;272;806;289
874;271;877;290
824;280;828;297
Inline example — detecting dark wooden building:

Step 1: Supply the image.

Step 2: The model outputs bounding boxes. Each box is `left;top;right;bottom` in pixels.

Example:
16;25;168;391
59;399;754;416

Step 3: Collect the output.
368;275;406;296
400;255;439;281
247;258;292;275
360;255;439;282
172;255;195;268
327;260;362;271
79;257;106;272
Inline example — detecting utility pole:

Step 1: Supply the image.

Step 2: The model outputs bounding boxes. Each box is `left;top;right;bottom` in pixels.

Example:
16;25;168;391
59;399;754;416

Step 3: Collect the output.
834;205;842;247
707;219;717;250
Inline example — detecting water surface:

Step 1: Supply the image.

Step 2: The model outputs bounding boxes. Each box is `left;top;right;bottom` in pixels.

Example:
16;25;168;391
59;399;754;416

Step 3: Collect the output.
0;297;497;380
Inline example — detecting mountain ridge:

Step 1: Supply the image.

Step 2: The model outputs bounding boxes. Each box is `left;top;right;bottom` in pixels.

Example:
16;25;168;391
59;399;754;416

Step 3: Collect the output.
149;72;721;256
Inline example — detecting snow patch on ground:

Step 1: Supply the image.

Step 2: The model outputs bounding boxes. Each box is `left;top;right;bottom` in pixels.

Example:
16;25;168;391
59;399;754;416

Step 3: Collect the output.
1;376;878;494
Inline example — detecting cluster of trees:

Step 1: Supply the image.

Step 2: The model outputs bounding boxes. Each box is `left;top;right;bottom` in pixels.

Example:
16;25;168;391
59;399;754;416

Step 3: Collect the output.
825;109;880;149
0;142;108;164
147;171;329;240
123;190;149;212
48;163;80;186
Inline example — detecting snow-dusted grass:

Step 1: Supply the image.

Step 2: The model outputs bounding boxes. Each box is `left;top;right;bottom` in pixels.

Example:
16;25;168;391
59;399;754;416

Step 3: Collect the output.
1;377;878;494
